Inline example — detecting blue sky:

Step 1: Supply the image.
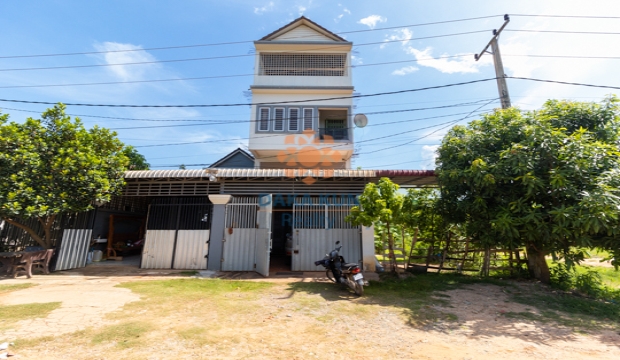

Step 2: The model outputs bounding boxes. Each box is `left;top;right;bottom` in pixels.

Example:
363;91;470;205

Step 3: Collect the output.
1;0;619;169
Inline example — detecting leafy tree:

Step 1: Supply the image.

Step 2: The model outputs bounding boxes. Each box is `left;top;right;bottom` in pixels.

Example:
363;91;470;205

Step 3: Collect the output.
122;146;149;170
437;98;620;282
0;104;129;248
347;177;403;272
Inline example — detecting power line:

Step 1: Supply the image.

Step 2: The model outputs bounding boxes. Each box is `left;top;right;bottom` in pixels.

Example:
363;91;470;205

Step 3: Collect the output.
108;100;494;130
511;14;620;19
506;29;620;35
507;76;620;91
0;78;498;108
0;54;473;89
4;52;620;90
0;15;502;60
0;30;491;73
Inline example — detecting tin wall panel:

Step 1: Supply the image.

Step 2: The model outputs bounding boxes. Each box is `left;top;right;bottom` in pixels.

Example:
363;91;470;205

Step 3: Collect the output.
292;229;361;271
173;230;210;269
141;230;175;269
54;229;92;271
222;229;257;271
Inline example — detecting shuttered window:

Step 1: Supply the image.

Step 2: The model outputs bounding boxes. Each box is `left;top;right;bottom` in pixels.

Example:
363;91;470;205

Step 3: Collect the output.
288;108;299;131
273;108;285;131
259;53;347;76
303;108;313;130
258;108;270;131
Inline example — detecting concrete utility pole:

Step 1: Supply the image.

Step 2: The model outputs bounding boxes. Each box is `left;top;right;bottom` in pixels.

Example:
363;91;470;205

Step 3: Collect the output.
475;14;511;109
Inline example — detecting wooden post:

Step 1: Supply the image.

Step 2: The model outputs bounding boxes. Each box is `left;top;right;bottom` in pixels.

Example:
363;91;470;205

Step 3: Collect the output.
459;237;470;273
482;247;491;277
438;232;451;274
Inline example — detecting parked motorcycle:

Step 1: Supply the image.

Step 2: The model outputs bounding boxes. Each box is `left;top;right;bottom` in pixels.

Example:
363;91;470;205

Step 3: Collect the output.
314;241;365;296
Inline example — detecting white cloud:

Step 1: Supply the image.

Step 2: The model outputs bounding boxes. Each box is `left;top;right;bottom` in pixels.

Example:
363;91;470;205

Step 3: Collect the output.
381;28;413;49
254;2;274;15
343;8;351;15
358;15;386;29
351;55;363;65
404;46;491;74
392;66;419;76
420;145;439;170
93;42;160;81
297;5;306;15
335;14;344;22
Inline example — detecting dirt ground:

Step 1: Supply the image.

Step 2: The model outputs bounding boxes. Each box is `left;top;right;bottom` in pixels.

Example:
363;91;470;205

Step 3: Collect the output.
1;271;619;360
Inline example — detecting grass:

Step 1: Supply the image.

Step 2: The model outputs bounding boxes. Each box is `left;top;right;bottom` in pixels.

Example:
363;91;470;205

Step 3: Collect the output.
0;302;62;331
91;321;153;348
0;283;36;295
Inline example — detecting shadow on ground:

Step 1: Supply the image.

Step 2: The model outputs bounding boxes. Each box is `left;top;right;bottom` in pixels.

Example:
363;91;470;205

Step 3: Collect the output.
284;273;620;348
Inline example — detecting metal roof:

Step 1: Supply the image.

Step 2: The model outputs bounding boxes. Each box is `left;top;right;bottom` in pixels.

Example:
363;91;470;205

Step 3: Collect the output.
259;16;348;42
125;168;379;179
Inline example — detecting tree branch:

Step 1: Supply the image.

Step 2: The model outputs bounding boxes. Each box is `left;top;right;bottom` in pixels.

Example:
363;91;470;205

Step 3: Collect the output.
2;217;47;248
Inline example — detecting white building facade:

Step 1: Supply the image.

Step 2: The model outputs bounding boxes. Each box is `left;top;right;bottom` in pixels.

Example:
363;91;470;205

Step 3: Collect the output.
248;17;355;169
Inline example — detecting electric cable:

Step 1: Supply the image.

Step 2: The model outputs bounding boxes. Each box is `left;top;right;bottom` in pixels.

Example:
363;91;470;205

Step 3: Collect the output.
0;78;498;107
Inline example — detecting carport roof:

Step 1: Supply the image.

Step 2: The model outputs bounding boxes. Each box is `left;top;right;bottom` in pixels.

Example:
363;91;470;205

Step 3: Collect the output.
124;169;437;187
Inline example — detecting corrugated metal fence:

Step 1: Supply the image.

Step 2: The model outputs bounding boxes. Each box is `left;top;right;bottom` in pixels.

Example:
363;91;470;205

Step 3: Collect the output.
141;197;212;270
292;196;361;271
54;229;93;271
222;196;259;271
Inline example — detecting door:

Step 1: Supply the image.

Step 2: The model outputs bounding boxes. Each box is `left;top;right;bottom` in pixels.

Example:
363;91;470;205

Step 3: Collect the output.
255;194;272;277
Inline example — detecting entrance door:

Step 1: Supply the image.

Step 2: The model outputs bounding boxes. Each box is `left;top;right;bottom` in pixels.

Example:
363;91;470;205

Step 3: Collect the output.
255;194;272;277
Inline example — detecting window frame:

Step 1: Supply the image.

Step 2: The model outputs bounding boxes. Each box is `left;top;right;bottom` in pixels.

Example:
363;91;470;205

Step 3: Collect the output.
288;107;300;132
272;107;286;132
258;107;270;132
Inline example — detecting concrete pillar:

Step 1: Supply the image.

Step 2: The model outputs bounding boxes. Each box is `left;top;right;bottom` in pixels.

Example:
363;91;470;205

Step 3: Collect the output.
361;224;376;272
207;195;232;271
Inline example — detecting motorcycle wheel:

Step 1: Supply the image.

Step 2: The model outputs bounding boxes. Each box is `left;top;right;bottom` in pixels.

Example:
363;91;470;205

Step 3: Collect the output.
354;281;364;296
326;269;337;283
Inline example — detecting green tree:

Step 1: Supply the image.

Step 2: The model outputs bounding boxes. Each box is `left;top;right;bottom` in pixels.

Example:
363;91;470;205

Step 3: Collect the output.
0;104;129;248
346;177;403;272
436;98;620;282
122;146;150;170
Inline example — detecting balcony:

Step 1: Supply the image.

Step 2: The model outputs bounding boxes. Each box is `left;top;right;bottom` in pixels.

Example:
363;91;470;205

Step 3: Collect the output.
319;127;348;141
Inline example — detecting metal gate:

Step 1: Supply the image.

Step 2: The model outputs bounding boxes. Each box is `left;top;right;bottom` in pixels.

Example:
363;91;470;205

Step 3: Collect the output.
292;196;361;271
222;195;272;276
141;197;212;269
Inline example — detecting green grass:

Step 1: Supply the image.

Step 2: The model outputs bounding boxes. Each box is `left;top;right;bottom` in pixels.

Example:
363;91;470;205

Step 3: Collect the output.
0;283;36;295
0;302;62;331
576;265;620;289
91;321;153;348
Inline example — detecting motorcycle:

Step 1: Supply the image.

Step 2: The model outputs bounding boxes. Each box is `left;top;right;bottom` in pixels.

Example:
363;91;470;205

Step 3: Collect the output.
314;241;365;296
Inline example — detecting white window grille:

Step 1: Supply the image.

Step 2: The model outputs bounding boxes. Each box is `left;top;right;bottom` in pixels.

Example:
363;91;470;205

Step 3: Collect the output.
258;108;270;131
273;108;285;131
303;108;314;131
259;53;347;76
288;108;300;131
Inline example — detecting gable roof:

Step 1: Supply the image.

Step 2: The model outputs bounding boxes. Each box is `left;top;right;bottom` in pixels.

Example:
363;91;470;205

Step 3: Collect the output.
210;148;255;168
259;16;347;42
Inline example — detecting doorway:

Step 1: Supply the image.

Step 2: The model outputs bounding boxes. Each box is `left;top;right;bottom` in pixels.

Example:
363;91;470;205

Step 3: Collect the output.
270;203;293;273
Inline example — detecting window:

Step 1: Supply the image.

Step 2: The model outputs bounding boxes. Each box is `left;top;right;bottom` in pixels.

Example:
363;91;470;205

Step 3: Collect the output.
258;108;270;131
259;53;347;76
303;108;314;131
288;108;299;131
273;108;285;131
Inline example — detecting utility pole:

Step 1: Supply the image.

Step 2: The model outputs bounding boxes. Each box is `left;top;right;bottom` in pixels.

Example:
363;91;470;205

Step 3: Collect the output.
475;14;511;109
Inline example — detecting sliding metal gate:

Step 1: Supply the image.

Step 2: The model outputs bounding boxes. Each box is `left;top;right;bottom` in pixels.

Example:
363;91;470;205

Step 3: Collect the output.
141;198;212;269
222;195;272;276
292;196;361;271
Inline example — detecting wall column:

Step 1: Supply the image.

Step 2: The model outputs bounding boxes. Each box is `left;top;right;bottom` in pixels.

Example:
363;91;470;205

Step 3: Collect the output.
361;224;376;272
207;195;232;271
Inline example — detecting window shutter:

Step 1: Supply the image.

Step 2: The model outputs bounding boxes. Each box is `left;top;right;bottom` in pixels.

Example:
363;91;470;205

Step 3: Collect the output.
288;108;299;131
258;108;269;131
273;108;285;131
303;108;313;130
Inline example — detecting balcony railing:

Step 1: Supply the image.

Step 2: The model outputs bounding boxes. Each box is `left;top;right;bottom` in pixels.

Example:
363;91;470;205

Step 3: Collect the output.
319;127;348;140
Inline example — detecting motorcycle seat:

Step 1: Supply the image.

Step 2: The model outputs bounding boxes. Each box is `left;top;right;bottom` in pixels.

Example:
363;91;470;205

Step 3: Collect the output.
342;263;359;268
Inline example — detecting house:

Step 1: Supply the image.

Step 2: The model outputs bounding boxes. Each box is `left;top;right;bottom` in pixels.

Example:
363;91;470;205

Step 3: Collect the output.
0;17;437;275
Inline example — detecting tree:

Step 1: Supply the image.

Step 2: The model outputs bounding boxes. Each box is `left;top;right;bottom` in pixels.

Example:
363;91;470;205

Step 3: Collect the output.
346;177;403;272
436;97;620;282
122;146;149;170
0;104;129;248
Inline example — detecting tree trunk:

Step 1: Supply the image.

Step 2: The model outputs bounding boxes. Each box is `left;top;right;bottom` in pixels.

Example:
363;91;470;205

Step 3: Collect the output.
526;246;550;284
386;222;396;273
2;217;48;249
